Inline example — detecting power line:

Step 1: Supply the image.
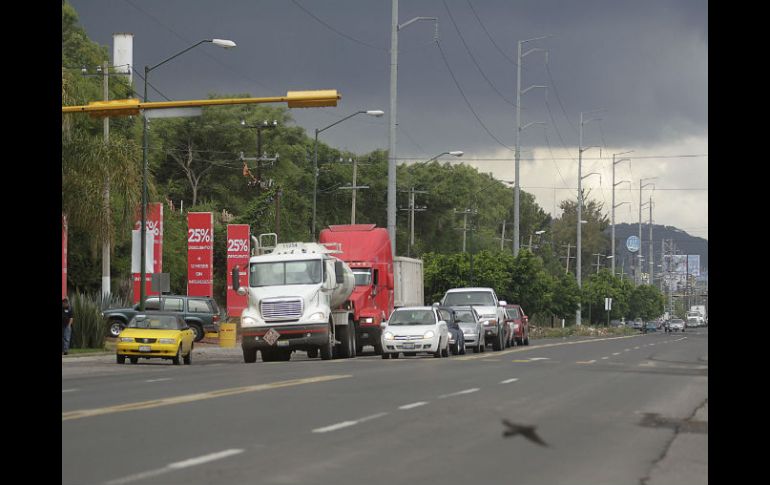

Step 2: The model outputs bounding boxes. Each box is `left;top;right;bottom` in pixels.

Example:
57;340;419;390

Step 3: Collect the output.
442;0;518;108
545;62;579;136
435;39;514;152
465;0;518;68
132;66;173;101
289;0;386;52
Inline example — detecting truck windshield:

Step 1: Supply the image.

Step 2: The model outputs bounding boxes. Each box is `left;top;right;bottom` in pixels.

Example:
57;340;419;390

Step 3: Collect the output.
250;260;322;287
443;291;495;307
388;310;435;326
454;310;476;323
352;269;372;286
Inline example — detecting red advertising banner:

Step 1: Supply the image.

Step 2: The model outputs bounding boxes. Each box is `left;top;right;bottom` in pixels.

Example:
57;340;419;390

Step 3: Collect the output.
132;203;163;303
62;213;67;299
227;225;250;318
188;212;214;297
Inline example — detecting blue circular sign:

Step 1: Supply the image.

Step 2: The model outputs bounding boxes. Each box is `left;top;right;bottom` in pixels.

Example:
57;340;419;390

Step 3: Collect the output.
626;236;640;252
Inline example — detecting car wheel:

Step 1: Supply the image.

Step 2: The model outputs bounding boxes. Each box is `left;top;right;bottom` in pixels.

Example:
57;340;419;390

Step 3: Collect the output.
382;352;390;359
172;345;182;365
190;324;204;342
372;339;384;356
391;352;400;359
109;320;124;338
524;333;530;346
442;342;449;357
243;347;257;363
434;341;442;358
116;354;126;364
356;344;364;355
129;357;138;364
480;336;486;353
460;341;466;355
492;332;502;351
184;344;193;365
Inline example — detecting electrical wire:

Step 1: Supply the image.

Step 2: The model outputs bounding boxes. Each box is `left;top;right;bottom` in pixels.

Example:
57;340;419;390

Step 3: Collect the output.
289;0;386;52
465;0;518;68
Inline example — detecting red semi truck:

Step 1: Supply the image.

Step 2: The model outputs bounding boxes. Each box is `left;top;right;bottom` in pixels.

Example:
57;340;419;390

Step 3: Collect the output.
319;224;423;355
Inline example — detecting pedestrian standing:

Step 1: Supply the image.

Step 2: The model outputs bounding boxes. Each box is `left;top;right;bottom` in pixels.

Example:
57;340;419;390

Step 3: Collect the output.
62;297;74;355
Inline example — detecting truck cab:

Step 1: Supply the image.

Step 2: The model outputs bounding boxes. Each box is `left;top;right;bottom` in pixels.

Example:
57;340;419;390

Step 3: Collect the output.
234;241;357;362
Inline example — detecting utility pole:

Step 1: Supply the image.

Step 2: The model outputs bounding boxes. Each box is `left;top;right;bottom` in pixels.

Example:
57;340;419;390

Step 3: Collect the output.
577;110;603;326
241;120;278;193
399;187;427;257
101;60;111;298
562;244;574;274
593;253;605;273
338;158;370;224
454;208;476;253
650;196;655;286
639;178;656;285
514;36;548;257
611;151;632;276
496;220;513;251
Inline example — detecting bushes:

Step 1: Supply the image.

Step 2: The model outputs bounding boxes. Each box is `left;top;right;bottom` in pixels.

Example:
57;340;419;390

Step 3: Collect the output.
69;292;132;349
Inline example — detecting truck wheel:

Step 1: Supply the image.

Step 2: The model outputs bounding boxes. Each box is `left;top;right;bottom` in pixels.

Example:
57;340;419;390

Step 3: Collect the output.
373;339;384;355
337;322;354;359
261;349;276;362
320;324;334;360
307;348;318;359
276;349;292;361
243;347;257;363
356;344;364;355
492;331;502;351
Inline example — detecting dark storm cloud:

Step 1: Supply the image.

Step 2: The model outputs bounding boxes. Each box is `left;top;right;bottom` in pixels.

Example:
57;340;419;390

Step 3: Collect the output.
68;0;707;156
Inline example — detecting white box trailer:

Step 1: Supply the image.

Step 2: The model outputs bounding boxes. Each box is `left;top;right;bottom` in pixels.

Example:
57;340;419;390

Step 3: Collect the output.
393;257;424;308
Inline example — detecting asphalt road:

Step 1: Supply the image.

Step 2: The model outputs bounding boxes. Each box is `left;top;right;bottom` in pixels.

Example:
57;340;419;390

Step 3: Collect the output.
62;328;708;485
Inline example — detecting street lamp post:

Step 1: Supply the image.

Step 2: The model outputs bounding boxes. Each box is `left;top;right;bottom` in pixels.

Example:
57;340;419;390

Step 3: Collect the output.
388;1;438;258
139;38;236;311
312;110;384;240
611;151;633;276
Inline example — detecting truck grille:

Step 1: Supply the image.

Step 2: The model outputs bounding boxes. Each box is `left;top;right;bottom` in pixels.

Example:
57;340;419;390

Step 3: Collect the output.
261;299;303;321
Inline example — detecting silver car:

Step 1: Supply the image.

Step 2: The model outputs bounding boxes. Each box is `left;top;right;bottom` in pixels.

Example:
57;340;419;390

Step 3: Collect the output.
451;306;486;353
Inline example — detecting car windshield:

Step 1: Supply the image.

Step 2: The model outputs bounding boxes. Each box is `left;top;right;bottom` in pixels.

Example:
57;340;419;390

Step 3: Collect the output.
505;308;520;319
250;260;322;286
388;310;435;326
454;310;476;323
129;315;179;330
443;291;495;307
353;269;372;286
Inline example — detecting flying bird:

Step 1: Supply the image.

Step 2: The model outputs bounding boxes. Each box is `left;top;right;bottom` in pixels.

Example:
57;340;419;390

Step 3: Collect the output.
502;419;549;447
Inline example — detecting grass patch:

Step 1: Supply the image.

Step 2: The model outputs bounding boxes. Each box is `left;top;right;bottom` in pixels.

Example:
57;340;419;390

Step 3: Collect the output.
531;325;637;339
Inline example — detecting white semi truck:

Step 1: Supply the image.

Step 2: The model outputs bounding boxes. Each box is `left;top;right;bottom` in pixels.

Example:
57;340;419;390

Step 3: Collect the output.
232;241;357;362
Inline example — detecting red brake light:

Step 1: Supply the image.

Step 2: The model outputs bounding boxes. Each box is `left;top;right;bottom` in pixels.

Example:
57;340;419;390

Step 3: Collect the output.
213;314;220;322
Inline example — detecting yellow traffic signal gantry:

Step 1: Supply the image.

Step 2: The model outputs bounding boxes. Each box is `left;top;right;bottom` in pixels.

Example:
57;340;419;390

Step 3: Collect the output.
61;90;341;117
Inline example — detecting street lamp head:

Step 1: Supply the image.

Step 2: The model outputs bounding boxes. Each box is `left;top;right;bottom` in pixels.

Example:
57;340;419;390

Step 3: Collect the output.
535;230;546;235
449;151;464;157
211;39;237;48
366;110;385;117
580;220;588;224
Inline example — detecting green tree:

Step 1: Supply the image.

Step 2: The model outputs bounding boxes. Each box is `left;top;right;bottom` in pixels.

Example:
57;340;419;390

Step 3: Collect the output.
629;285;665;321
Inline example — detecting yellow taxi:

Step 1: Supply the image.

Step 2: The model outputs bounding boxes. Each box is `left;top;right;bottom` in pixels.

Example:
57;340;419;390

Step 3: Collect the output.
116;312;195;365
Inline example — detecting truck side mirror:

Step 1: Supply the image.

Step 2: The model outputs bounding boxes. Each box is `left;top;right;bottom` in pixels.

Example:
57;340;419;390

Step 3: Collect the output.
380;321;388;329
499;300;507;307
335;260;345;284
373;269;379;286
231;266;240;291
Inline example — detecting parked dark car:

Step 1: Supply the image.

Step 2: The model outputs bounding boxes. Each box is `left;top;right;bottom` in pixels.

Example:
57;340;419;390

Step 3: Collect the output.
103;295;222;342
504;304;529;346
437;307;466;355
644;321;658;333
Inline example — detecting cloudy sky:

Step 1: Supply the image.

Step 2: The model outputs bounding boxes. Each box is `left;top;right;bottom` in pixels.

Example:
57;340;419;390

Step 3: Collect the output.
68;0;708;239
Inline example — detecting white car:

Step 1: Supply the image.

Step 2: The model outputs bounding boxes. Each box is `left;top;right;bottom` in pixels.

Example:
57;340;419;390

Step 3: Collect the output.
669;319;685;332
381;307;450;359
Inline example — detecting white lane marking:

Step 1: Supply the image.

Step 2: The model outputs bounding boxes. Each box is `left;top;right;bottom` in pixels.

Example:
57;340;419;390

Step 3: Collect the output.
145;378;172;383
312;412;388;433
576;360;596;364
62;389;78;393
439;388;480;399
528;357;550;361
399;401;429;410
612;352;621;356
500;378;519;384
634;346;640;349
105;449;244;485
624;349;631;352
601;357;609;360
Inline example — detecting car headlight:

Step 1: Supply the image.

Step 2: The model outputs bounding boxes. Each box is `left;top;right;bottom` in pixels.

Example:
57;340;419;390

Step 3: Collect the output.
484;319;495;326
242;317;257;327
159;338;176;344
362;317;374;324
384;331;394;340
423;330;435;339
513;324;519;330
120;337;134;343
308;312;326;322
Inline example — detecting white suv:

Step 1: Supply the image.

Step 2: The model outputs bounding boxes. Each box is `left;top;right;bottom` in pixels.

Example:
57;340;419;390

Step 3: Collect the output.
440;288;507;351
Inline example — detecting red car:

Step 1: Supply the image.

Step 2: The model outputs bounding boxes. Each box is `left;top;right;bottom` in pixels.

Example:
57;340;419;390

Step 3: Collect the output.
504;304;529;346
